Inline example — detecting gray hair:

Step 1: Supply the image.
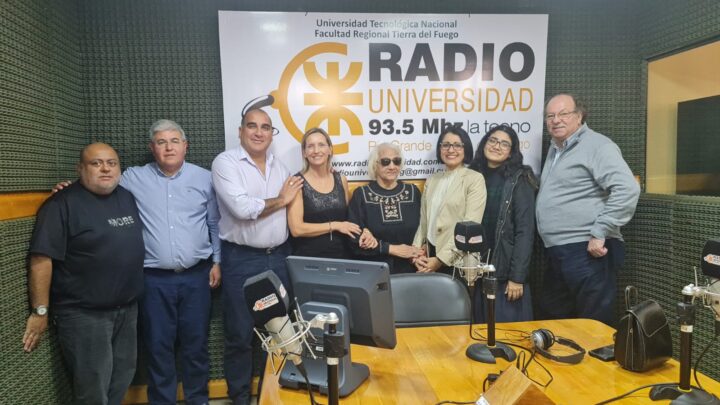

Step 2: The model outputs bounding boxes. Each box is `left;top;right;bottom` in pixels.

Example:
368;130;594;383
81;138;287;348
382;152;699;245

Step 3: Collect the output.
367;142;403;180
149;119;186;141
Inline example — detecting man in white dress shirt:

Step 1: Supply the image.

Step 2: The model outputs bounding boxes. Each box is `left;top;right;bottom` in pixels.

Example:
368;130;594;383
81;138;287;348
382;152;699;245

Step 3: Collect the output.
211;108;302;405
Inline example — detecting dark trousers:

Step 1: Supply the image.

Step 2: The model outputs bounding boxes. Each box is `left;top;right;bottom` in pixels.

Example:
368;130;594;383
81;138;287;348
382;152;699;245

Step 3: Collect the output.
221;240;291;405
538;239;624;326
54;302;138;405
473;281;534;323
140;260;213;405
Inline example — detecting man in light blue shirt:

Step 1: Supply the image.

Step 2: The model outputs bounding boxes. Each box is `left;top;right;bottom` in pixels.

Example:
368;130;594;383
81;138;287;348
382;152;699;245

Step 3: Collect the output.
212;108;302;405
121;119;221;405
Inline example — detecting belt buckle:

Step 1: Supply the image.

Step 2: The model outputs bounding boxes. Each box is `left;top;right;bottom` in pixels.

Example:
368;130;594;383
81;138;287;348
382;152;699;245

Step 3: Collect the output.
174;268;184;273
265;246;275;255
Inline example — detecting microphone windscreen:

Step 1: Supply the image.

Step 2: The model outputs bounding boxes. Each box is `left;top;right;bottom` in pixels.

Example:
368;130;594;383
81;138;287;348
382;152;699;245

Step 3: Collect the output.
454;221;484;253
243;270;291;327
702;240;720;279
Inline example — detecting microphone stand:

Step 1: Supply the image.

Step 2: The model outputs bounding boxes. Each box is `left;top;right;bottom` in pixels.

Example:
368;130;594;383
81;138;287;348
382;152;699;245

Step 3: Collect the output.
649;286;720;404
323;313;343;405
465;269;516;363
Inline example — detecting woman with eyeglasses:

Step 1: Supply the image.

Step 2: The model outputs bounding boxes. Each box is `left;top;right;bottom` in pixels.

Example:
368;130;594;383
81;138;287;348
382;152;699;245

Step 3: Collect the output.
288;128;376;259
413;125;487;273
468;124;537;322
348;143;423;273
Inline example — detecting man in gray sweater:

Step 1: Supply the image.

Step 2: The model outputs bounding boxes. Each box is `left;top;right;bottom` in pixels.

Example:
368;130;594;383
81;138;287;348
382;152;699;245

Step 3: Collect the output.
536;93;640;326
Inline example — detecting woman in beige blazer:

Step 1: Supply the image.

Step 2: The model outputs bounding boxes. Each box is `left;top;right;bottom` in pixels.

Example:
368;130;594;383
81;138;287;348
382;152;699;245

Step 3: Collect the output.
413;125;487;273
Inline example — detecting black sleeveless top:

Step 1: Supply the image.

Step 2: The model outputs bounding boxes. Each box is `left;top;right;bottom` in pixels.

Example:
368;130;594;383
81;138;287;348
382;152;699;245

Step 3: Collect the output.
292;171;349;259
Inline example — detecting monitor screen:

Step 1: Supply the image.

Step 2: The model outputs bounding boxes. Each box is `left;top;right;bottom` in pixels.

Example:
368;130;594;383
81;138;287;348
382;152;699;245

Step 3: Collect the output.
286;255;397;349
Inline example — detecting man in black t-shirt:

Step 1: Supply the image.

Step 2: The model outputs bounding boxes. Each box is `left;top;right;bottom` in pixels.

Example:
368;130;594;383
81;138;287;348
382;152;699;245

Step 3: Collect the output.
23;143;144;405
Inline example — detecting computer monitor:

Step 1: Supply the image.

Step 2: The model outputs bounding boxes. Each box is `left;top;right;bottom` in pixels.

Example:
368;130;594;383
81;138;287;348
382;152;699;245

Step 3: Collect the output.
281;255;396;396
286;255;397;349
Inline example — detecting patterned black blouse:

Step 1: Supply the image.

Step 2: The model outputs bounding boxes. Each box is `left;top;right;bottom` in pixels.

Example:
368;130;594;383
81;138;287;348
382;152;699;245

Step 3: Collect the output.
348;181;422;273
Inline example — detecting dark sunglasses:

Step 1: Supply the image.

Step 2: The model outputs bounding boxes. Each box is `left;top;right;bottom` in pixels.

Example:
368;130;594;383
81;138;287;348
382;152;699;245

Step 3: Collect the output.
379;157;402;167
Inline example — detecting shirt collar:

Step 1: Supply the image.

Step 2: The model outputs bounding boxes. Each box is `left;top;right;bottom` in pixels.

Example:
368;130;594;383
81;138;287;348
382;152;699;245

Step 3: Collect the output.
238;145;274;168
551;123;587;152
151;161;185;179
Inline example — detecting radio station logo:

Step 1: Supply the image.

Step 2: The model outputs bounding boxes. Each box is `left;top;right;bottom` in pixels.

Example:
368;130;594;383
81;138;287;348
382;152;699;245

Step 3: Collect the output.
270;42;363;155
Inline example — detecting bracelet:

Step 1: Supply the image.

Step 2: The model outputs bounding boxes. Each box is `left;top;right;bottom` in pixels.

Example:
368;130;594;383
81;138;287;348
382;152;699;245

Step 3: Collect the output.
329;221;333;241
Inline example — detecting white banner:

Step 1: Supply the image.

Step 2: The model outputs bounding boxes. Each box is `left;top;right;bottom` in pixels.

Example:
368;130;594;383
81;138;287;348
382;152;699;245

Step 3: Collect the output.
219;12;548;180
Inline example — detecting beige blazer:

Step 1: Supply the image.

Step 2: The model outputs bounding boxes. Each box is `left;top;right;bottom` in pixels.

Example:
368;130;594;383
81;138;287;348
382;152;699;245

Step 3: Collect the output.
413;167;487;266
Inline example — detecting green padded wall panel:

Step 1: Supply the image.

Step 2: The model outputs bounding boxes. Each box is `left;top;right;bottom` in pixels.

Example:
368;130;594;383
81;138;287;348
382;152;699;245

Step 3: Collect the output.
0;218;72;404
0;0;87;192
638;0;720;60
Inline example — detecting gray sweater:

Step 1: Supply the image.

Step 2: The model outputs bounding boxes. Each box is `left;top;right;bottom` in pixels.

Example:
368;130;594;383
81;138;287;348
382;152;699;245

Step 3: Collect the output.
536;124;640;247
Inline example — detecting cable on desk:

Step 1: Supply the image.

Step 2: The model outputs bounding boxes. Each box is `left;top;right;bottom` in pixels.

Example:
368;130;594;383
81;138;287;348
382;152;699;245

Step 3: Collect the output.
296;363;324;405
470;325;529;344
471;326;555;388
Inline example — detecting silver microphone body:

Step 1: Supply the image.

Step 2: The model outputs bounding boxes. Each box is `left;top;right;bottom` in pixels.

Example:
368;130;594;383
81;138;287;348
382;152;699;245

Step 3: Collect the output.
265;315;304;365
706;278;720;321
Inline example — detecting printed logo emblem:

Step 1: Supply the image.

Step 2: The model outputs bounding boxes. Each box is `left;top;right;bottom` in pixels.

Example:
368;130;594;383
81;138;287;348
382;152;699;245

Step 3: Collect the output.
270;42;363;154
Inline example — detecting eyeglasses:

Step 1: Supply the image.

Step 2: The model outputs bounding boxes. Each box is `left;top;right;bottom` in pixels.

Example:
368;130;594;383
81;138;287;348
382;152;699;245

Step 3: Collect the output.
440;142;464;151
544;110;577;121
379;157;402;167
486;137;512;151
243;122;280;136
153;138;184;147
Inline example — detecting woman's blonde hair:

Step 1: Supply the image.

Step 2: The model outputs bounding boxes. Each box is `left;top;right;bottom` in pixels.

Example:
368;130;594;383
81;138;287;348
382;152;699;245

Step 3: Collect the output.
300;127;333;173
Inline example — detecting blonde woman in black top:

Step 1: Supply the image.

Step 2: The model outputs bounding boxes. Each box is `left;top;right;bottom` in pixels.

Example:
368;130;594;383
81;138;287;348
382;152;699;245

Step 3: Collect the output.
287;128;376;258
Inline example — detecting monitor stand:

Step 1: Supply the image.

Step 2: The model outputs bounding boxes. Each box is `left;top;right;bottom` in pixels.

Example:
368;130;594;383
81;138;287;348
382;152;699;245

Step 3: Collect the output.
279;302;369;397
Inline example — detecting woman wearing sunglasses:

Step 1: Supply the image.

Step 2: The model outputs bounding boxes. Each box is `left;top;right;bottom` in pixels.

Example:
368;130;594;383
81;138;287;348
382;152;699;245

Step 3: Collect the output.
348;143;423;273
469;124;537;322
413;125;487;273
288;128;376;259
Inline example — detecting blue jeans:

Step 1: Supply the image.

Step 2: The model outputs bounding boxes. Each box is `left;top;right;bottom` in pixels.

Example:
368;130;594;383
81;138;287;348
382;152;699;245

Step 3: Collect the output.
221;241;291;404
538;239;624;326
54;302;138;405
140;259;212;405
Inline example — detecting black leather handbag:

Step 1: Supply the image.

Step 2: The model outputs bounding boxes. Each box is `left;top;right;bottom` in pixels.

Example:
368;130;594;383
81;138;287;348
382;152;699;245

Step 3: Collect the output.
614;286;673;372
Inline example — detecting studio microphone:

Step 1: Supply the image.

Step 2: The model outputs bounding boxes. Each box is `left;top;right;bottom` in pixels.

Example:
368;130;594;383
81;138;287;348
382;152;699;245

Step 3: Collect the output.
701;240;720;322
683;239;720;322
453;221;488;286
243;270;304;365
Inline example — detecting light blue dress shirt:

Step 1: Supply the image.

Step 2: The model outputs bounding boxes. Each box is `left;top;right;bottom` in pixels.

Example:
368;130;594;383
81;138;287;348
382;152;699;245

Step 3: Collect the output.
120;162;221;270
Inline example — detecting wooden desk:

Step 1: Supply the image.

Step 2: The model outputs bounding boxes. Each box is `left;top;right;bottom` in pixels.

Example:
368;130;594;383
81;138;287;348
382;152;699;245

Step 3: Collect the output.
260;319;720;404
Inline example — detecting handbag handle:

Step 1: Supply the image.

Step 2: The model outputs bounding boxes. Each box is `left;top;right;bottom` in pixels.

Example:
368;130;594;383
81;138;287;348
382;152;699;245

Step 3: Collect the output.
625;285;639;310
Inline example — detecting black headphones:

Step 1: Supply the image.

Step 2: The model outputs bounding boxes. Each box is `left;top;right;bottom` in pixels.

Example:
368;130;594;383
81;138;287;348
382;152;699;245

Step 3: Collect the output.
530;329;586;365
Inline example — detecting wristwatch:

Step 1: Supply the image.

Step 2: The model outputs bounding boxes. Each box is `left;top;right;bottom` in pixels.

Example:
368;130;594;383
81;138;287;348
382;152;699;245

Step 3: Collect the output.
32;305;48;316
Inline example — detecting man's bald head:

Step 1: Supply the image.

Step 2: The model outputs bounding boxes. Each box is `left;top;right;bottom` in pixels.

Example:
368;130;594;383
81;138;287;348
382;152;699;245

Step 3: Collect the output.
77;143;121;195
